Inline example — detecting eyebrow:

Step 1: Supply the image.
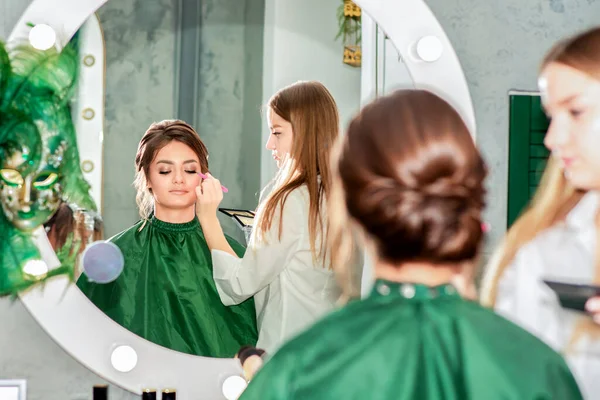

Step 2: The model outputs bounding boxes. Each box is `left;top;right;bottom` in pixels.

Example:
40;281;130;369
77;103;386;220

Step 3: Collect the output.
156;160;199;165
271;124;282;129
543;93;580;113
558;94;579;106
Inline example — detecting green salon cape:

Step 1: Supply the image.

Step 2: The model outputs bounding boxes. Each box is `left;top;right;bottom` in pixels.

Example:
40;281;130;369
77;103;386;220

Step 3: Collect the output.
240;280;582;400
77;216;257;357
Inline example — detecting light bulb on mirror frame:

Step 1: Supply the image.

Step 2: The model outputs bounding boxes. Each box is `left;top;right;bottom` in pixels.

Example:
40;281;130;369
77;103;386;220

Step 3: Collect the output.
222;375;248;400
412;35;443;63
110;345;138;373
28;23;57;51
22;259;49;278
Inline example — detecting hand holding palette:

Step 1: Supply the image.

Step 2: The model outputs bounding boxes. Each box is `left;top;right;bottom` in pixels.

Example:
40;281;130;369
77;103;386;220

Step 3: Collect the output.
219;208;255;243
543;279;600;313
218;208;255;229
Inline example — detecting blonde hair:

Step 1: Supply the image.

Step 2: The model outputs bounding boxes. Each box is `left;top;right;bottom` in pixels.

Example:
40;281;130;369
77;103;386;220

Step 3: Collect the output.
254;81;339;264
482;26;600;347
481;158;582;305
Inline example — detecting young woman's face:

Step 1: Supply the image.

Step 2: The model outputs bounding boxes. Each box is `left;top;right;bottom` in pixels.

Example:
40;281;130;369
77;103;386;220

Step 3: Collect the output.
265;109;294;169
146;141;201;213
540;62;600;190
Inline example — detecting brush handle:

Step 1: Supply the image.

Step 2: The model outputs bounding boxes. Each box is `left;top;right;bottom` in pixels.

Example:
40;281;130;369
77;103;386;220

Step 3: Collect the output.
198;172;229;193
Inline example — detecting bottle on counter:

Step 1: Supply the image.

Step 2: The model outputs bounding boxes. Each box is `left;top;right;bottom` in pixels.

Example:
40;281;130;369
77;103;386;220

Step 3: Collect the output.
93;385;108;400
141;388;157;400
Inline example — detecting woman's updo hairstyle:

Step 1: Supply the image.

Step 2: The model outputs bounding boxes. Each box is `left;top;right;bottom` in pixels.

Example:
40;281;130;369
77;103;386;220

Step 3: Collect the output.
334;89;487;266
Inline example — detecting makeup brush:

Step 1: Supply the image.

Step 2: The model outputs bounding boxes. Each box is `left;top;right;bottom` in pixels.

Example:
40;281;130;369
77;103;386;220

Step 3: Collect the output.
198;172;229;193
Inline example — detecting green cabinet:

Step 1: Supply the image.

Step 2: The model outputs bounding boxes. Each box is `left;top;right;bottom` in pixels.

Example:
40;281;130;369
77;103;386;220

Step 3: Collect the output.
507;92;550;227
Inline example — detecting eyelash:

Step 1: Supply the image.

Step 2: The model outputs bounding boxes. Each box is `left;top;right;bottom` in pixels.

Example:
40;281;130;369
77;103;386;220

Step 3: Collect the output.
272;131;282;136
570;109;584;118
159;170;197;175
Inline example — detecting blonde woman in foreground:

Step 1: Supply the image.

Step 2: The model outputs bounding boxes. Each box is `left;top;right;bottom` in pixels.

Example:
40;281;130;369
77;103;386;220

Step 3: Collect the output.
482;27;600;398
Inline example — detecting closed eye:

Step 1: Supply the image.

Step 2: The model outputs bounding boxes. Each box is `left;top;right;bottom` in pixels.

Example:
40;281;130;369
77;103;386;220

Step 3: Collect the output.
569;108;584;118
159;171;171;175
185;170;197;174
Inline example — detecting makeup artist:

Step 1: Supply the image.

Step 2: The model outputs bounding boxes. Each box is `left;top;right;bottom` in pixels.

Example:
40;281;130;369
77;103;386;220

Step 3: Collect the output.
196;81;361;353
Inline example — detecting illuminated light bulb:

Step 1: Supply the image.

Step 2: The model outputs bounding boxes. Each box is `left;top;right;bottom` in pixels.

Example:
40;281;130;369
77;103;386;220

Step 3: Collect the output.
29;24;56;51
222;375;248;400
22;259;49;278
415;35;443;62
110;345;137;373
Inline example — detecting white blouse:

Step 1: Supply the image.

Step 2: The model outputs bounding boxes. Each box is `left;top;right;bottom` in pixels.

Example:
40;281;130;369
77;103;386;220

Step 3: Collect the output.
495;191;600;399
212;186;349;353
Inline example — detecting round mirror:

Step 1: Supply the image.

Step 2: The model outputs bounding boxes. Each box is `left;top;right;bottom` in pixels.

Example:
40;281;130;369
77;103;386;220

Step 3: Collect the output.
4;0;473;398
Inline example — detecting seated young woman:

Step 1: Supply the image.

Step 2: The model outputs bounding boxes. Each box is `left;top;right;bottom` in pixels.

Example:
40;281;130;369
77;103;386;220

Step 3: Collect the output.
77;120;257;357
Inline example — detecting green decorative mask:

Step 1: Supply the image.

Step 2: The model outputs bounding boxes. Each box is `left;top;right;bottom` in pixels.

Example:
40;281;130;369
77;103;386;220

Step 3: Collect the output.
0;33;97;296
0;118;63;230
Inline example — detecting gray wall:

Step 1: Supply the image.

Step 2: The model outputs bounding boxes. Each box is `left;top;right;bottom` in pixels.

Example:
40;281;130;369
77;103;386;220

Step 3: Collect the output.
195;0;265;242
99;0;178;237
0;0;28;39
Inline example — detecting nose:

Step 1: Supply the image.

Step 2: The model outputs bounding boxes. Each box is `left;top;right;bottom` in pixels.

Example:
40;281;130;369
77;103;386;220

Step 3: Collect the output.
543;118;567;152
173;169;184;184
266;133;276;151
19;177;33;211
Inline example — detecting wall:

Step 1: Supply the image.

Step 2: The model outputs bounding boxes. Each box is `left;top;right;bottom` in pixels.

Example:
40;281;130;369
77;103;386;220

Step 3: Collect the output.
99;0;178;238
195;0;265;241
260;0;363;185
0;1;29;39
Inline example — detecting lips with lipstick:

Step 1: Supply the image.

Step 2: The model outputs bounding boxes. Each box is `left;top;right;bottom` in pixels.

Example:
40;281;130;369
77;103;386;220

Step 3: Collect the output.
169;189;190;195
561;157;575;168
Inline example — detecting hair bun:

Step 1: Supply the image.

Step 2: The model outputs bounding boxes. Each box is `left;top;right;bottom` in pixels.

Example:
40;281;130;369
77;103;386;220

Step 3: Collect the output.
337;89;487;265
349;176;484;263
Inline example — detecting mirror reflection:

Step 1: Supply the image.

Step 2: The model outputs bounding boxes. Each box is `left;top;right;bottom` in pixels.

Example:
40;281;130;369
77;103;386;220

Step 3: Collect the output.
49;0;364;358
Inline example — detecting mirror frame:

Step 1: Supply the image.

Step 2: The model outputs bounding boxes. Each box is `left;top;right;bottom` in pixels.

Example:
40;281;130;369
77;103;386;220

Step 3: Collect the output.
11;0;475;398
73;14;105;213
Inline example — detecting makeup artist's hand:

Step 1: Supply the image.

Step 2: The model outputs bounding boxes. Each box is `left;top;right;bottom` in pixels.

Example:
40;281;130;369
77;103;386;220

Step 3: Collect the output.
586;297;600;324
195;173;223;223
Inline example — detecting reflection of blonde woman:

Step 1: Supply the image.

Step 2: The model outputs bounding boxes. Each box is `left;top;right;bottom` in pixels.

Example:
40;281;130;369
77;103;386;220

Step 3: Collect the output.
196;81;357;353
482;27;600;398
